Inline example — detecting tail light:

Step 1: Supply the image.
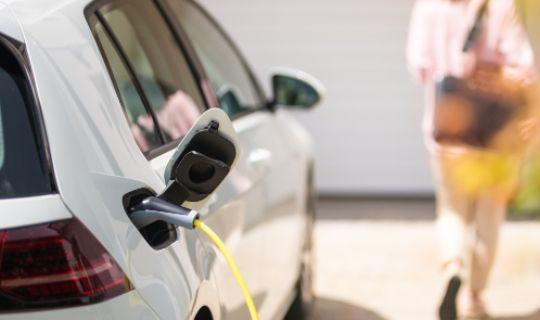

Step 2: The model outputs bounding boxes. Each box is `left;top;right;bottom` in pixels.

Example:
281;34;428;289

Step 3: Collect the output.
0;219;132;312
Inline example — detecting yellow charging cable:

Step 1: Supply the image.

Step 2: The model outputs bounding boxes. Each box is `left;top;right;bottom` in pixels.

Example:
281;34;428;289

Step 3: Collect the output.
194;219;260;320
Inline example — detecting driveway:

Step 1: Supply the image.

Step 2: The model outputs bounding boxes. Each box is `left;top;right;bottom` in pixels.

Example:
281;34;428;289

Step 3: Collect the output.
311;199;540;320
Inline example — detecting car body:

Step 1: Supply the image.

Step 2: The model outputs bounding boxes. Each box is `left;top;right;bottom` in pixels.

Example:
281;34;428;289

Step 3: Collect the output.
0;0;320;319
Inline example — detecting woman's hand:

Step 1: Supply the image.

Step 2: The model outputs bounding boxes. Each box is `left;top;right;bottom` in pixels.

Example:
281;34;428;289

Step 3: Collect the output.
518;118;538;142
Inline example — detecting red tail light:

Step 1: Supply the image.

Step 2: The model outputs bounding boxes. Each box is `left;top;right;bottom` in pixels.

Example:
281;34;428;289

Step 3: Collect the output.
0;219;132;312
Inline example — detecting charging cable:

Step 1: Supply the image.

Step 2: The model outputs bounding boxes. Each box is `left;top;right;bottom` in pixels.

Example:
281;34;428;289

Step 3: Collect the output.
130;197;260;320
194;219;259;320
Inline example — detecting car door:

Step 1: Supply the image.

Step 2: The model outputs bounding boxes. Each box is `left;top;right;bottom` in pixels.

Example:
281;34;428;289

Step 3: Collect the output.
88;0;268;319
85;1;229;318
165;1;310;319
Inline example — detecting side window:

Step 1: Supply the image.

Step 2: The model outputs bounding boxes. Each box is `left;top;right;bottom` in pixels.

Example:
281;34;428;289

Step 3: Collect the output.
92;0;205;154
95;22;162;152
166;1;264;118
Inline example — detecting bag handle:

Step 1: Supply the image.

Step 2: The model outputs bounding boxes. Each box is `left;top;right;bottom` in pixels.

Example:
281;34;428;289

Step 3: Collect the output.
463;0;489;52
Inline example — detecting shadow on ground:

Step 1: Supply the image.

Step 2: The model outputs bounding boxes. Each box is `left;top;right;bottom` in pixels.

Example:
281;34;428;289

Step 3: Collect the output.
310;297;387;320
494;309;540;320
309;297;540;320
316;197;540;222
316;198;436;221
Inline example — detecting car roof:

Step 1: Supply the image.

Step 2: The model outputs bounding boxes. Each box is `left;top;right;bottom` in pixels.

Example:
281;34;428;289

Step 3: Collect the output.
0;0;193;42
0;0;92;42
1;0;87;19
1;0;191;20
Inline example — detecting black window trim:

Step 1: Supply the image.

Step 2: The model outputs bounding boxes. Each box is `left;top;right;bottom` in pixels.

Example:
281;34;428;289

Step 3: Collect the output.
93;12;167;146
154;0;212;105
184;0;269;119
85;0;213;160
144;0;275;156
0;33;57;195
85;0;272;160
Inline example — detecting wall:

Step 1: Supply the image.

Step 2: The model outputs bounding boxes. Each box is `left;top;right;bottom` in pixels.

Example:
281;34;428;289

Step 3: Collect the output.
199;0;433;195
517;0;540;57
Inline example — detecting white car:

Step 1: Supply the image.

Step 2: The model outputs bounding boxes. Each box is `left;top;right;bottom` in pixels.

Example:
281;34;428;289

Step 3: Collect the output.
0;0;323;319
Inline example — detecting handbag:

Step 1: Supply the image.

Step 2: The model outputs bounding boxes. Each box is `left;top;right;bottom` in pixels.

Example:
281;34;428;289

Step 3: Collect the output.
433;0;527;148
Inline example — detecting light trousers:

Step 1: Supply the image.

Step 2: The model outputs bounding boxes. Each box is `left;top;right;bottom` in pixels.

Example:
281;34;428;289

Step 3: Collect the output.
432;152;520;291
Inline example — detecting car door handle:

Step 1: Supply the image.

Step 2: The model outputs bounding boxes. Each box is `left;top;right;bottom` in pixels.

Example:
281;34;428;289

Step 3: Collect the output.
248;148;272;172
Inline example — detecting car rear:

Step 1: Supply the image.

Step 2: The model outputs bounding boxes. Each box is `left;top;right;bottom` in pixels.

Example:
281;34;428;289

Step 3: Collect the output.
0;29;155;319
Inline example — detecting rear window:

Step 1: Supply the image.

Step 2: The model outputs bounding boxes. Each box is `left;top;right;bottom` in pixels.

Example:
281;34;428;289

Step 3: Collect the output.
0;40;53;199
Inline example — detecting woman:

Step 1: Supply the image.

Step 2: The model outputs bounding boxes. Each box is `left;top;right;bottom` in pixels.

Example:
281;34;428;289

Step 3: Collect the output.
407;0;536;319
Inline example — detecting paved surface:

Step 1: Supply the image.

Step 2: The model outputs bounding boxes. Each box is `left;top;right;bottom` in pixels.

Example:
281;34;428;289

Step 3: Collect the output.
310;199;540;320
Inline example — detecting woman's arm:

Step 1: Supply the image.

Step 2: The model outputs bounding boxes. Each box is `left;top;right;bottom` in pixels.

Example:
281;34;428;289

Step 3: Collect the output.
407;0;434;84
498;0;537;83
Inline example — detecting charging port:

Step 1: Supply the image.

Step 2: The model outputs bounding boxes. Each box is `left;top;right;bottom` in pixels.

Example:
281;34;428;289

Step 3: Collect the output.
123;189;178;250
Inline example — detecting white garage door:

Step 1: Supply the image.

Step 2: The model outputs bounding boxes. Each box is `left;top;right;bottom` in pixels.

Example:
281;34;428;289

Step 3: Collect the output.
199;0;434;196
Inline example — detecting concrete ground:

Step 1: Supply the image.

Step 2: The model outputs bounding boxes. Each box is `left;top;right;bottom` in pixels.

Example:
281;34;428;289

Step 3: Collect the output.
310;199;540;320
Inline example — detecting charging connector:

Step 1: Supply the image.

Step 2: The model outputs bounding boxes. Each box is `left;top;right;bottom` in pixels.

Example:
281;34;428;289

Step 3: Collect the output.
128;196;260;320
129;197;199;230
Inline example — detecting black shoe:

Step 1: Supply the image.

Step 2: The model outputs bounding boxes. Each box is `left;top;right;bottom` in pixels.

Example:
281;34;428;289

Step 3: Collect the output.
439;275;462;320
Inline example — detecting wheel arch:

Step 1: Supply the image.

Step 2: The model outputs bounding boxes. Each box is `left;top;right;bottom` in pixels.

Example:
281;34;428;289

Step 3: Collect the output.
189;279;222;320
194;306;214;320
